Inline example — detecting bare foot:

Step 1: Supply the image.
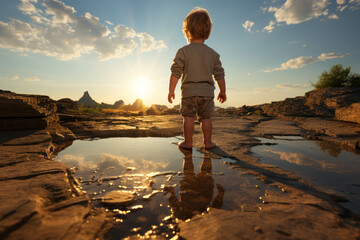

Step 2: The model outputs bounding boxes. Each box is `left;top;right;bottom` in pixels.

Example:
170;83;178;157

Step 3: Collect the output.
204;142;216;150
178;141;193;149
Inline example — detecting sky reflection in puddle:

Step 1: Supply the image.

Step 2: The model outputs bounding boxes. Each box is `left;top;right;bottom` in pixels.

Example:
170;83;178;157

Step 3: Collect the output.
251;136;360;213
56;137;271;239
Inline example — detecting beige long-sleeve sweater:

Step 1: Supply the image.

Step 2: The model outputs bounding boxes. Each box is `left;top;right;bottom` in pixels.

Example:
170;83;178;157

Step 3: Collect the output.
171;43;225;98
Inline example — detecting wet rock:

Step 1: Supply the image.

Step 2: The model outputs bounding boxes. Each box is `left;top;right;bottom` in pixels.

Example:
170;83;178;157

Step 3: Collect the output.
178;207;360;240
143;190;162;200
101;191;135;206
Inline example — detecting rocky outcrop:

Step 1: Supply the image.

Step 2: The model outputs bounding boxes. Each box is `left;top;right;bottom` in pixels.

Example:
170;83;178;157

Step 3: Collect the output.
0;90;59;130
236;88;360;124
0;90;111;239
56;98;78;113
0;129;111;240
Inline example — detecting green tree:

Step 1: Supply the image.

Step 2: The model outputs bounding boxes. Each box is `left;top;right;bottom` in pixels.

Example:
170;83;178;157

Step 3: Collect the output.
312;64;360;89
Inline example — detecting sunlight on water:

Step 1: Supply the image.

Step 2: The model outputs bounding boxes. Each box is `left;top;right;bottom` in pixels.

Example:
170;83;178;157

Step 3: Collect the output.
252;136;360;213
56;137;270;239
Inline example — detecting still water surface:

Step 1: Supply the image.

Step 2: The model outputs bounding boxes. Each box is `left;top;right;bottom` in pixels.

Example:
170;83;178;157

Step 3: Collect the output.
251;136;360;213
56;136;360;239
56;137;268;239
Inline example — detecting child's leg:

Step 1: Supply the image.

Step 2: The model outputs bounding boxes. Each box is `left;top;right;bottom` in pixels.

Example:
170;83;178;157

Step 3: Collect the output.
201;118;216;149
179;116;195;149
200;153;212;173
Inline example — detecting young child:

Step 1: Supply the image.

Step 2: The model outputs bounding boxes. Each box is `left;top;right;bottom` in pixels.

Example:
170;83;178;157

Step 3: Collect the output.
168;7;226;149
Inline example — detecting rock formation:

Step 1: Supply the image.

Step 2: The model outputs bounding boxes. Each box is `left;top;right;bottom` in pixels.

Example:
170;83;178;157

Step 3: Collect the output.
114;100;125;108
56;98;78;113
0;90;59;130
76;91;132;110
77;91;98;107
229;88;360;124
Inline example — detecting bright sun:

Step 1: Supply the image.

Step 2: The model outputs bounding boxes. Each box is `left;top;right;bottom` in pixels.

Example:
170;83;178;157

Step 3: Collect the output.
132;77;151;97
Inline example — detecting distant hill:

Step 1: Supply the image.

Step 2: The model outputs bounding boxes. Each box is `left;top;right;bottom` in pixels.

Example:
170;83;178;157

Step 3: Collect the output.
76;91;145;111
77;91;98;107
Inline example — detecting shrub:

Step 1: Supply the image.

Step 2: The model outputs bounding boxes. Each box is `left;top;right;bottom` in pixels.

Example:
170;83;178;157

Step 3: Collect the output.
312;64;360;89
79;104;102;114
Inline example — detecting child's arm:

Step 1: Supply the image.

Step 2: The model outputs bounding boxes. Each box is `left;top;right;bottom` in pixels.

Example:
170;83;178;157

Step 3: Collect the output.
216;78;226;103
168;74;179;103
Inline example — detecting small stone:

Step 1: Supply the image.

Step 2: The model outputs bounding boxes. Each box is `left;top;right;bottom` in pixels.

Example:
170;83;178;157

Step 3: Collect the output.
101;190;135;206
254;226;263;233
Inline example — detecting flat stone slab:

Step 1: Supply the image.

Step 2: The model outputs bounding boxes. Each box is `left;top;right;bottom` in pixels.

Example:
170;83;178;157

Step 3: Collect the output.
101;191;135;206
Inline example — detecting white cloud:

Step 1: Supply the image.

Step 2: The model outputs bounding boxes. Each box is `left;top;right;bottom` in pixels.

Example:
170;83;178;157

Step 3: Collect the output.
338;0;360;11
317;52;349;60
105;20;114;25
11;75;20;80
273;0;330;25
349;0;360;9
24;77;40;82
0;0;167;61
349;0;360;4
262;6;279;12
242;20;255;32
263;52;349;72
328;13;339;19
137;32;168;52
338;5;347;11
268;6;279;12
263;20;276;32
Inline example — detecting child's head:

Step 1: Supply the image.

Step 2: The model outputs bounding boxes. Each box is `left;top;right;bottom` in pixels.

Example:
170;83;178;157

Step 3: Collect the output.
182;7;212;41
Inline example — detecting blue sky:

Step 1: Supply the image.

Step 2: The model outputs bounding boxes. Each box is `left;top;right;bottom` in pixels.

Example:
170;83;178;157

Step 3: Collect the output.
1;0;360;107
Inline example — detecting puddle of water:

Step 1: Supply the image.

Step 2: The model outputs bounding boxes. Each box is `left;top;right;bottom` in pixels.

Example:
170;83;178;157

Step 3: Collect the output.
251;136;360;213
56;137;273;239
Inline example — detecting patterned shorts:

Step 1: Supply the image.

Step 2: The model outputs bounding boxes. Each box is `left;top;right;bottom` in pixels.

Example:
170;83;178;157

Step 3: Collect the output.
180;96;214;120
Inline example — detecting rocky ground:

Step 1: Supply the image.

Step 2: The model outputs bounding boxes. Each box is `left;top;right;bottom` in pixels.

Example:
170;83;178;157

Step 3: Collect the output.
1;88;360;239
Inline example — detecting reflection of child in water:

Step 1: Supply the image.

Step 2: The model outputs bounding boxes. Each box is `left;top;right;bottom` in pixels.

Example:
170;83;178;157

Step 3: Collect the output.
168;148;224;220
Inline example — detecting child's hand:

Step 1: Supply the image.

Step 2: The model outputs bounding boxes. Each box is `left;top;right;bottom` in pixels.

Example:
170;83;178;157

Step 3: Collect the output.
168;91;175;103
217;91;227;103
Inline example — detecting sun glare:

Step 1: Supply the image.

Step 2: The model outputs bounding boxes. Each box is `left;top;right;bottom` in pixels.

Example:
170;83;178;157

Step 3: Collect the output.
132;77;151;97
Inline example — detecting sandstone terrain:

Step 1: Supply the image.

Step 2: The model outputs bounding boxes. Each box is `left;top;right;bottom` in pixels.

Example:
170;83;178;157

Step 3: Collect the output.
0;88;359;239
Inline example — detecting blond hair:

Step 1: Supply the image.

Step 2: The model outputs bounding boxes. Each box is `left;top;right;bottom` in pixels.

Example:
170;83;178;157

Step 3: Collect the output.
182;7;212;41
